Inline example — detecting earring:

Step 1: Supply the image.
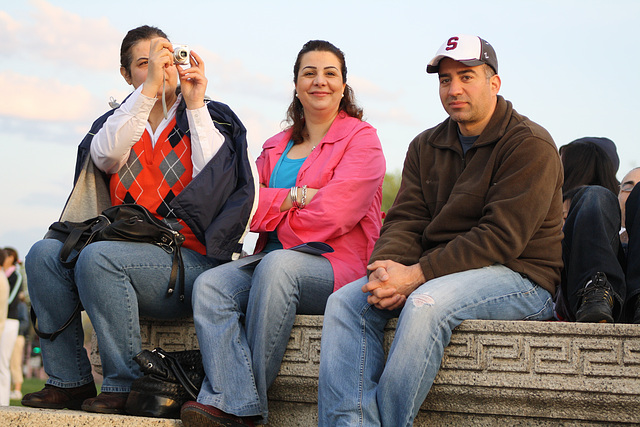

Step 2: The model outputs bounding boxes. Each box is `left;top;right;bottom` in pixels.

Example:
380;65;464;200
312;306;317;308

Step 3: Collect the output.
295;93;299;98
342;93;344;98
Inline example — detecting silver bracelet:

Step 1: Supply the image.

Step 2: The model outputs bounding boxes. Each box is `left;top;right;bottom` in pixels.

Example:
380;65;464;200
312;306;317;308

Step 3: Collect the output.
300;185;308;209
290;186;299;208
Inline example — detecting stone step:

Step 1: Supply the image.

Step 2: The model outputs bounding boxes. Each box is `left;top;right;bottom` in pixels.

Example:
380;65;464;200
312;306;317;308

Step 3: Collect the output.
0;406;181;426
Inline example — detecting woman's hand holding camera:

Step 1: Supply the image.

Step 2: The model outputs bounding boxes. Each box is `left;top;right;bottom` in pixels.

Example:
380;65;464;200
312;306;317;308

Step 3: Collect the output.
140;38;208;110
141;38;175;99
178;49;207;110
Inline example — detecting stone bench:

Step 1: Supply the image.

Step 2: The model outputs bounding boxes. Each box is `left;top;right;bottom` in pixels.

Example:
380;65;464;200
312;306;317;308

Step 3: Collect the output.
89;316;640;425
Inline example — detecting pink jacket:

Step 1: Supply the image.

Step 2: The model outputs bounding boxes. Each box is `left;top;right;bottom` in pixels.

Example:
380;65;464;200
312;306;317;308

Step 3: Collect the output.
251;112;385;291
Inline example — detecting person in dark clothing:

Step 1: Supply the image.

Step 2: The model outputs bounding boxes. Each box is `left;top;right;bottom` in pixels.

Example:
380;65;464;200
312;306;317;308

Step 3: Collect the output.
317;34;563;426
559;138;620;196
557;165;640;324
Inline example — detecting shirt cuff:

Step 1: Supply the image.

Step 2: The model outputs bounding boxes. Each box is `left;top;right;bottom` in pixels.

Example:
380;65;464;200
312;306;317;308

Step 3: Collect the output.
120;85;157;118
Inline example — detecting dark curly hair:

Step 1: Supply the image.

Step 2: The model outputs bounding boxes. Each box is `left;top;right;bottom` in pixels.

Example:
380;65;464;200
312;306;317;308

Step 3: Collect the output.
285;40;363;144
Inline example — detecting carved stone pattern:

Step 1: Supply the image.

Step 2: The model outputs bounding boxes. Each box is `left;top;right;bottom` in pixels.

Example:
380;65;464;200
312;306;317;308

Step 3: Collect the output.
440;332;640;373
92;316;640;397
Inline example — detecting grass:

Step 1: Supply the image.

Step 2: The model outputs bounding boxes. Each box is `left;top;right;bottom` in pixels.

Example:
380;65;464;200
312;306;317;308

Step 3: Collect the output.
10;378;101;407
10;377;46;406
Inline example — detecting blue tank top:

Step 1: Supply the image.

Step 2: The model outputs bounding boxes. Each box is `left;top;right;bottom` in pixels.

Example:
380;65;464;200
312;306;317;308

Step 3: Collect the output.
264;140;306;252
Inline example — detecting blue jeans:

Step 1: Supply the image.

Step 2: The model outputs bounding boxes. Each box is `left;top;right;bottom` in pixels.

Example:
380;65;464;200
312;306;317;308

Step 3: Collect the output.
25;239;217;392
318;264;553;427
192;249;334;423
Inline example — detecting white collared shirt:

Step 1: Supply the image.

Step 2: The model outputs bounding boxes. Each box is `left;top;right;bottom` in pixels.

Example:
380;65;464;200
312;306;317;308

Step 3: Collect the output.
90;85;224;177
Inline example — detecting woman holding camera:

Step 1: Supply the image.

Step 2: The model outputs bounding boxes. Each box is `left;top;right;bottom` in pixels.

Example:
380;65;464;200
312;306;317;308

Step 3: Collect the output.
23;25;255;414
180;40;385;426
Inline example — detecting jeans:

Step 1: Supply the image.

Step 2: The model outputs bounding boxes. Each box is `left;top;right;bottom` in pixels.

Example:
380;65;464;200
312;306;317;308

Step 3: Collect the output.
192;249;333;423
25;239;217;392
318;264;553;427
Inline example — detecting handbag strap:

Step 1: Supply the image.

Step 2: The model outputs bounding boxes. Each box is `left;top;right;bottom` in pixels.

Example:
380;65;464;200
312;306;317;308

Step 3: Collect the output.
31;302;82;342
167;241;186;302
59;218;107;268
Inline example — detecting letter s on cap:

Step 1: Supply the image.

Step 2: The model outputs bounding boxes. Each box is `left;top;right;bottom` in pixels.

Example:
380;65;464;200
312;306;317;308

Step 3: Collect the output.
446;37;459;51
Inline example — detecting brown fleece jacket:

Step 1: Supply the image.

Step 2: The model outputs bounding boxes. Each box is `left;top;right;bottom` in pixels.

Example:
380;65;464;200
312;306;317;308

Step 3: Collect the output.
371;96;563;294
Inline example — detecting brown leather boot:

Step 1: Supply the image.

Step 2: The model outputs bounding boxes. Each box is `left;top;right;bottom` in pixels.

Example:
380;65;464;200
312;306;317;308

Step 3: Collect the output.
22;382;97;410
81;392;130;414
181;401;256;426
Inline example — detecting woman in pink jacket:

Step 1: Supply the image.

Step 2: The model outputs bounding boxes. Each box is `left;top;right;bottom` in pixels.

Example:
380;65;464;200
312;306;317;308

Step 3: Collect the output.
181;40;385;426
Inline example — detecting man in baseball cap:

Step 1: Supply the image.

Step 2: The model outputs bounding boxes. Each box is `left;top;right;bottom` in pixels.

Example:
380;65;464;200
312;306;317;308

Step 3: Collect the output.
319;34;563;425
427;34;498;74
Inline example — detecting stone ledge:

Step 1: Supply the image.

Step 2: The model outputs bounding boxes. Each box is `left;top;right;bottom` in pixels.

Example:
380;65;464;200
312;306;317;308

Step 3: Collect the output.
81;318;640;425
270;318;640;425
0;406;181;426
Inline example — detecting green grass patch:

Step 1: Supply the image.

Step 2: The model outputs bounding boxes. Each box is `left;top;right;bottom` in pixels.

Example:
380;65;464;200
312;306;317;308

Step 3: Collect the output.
10;377;45;406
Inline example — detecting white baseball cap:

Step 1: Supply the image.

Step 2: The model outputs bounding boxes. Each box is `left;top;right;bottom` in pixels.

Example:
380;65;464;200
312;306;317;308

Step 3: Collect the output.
427;34;498;74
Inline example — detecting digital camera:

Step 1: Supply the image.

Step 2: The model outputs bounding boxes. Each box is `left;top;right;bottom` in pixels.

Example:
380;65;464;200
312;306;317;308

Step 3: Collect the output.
173;45;190;65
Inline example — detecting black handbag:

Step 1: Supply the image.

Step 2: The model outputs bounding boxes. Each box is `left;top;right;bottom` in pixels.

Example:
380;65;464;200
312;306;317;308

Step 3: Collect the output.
32;204;187;341
125;347;204;419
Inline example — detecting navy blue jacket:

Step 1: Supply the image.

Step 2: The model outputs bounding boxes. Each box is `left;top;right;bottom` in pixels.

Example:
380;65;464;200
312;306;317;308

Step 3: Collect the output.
70;98;256;261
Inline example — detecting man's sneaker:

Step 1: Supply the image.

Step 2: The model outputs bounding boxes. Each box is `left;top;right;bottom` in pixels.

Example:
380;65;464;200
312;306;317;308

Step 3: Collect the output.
575;272;614;323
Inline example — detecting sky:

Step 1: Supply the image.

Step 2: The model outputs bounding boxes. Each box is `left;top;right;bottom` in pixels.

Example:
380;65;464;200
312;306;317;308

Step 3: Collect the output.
2;0;639;260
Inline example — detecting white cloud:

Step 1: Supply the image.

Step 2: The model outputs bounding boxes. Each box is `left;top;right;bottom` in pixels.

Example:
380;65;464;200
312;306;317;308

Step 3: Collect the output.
195;45;289;101
0;10;21;41
3;0;121;71
365;105;424;128
0;71;99;121
349;75;399;102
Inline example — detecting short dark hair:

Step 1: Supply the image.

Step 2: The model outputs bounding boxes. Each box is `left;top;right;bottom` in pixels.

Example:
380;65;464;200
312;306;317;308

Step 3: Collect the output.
3;247;18;263
484;64;496;79
285;40;363;144
120;25;169;78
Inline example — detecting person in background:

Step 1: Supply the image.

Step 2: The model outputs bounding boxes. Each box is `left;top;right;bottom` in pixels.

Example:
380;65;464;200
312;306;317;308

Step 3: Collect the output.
10;292;29;400
0;248;20;405
180;40;385;426
558;138;620;227
0;250;9;405
559;137;620;196
317;34;563;426
618;167;640;246
22;25;255;414
558;162;640;324
3;247;27;401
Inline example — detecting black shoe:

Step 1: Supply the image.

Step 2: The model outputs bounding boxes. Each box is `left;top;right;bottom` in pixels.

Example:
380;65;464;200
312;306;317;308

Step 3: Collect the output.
575;272;614;323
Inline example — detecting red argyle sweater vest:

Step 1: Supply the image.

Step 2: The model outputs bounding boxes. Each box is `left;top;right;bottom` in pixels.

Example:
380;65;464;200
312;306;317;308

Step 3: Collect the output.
109;118;206;254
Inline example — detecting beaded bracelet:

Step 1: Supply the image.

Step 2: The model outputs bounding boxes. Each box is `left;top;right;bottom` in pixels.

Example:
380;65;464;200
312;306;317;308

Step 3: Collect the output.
300;185;308;209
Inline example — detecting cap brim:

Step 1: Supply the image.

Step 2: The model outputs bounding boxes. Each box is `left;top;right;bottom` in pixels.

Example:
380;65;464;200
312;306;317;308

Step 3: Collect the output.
426;56;486;73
